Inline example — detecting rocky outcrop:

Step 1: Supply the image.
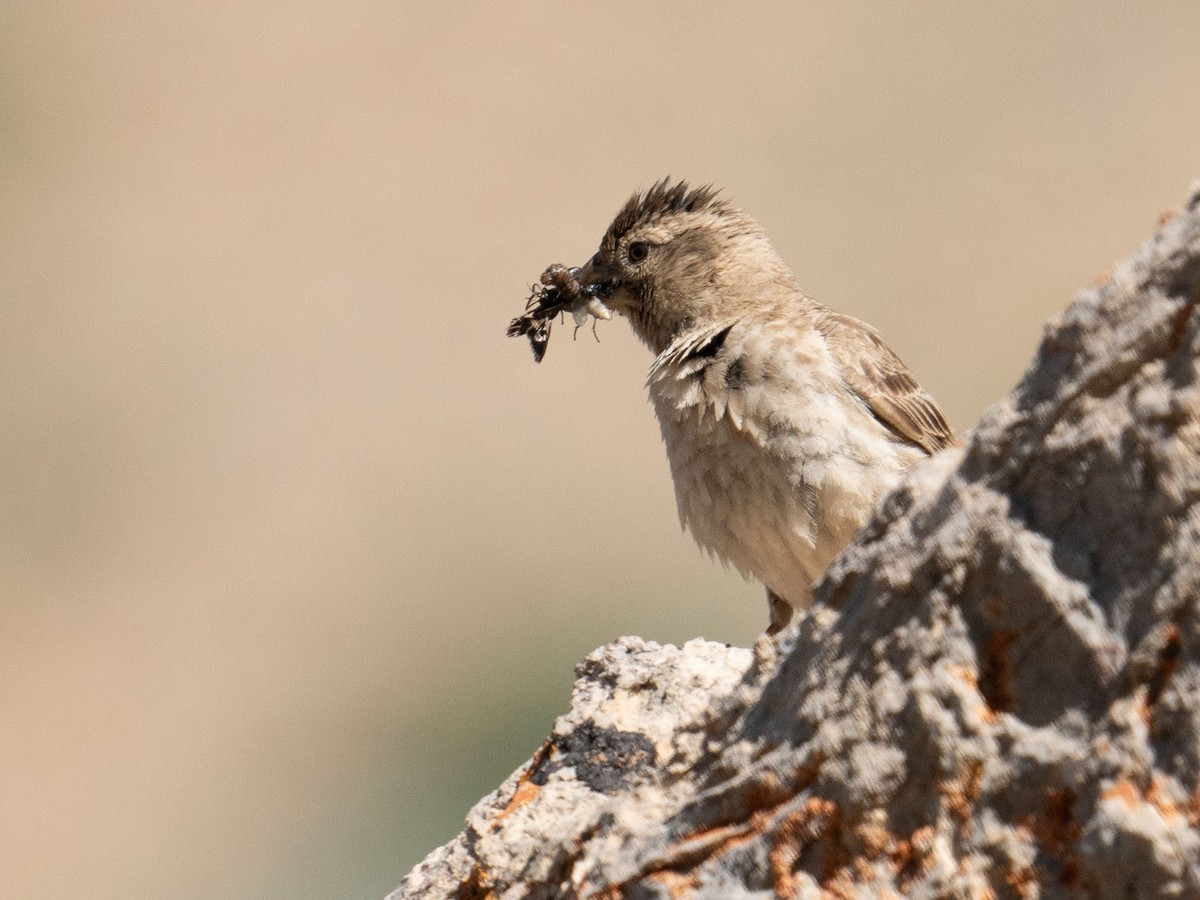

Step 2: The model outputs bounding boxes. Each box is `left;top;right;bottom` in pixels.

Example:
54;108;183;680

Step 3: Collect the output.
394;183;1200;899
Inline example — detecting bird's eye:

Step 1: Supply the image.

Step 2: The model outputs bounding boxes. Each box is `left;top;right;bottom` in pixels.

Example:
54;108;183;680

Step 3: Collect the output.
627;241;649;263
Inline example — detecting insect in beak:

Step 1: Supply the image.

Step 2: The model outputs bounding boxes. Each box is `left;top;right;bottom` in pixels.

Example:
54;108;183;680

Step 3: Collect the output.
507;264;611;362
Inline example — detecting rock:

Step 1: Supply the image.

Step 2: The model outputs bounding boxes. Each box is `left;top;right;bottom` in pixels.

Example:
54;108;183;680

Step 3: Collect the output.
392;182;1200;899
394;637;760;900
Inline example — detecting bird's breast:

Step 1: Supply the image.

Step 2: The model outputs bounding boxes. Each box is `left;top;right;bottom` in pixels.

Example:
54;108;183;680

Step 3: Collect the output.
646;322;917;608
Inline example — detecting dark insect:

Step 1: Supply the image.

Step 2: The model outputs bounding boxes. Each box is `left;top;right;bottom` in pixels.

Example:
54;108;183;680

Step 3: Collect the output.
507;264;608;363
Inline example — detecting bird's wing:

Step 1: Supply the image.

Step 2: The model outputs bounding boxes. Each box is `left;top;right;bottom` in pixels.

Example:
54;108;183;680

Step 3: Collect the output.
816;310;956;455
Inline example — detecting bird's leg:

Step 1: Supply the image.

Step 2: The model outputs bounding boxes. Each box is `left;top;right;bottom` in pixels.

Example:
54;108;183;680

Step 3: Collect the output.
765;589;793;635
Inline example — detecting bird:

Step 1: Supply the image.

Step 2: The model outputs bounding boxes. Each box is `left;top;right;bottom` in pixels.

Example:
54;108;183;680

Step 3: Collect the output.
567;179;956;634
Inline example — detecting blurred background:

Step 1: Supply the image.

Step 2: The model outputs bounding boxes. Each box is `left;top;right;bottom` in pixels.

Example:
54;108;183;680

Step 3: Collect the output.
2;3;1199;898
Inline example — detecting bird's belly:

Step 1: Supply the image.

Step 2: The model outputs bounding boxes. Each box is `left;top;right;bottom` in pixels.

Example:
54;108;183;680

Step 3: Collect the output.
656;401;906;610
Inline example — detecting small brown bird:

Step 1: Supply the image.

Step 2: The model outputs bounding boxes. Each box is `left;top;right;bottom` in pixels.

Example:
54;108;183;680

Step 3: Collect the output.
561;179;954;633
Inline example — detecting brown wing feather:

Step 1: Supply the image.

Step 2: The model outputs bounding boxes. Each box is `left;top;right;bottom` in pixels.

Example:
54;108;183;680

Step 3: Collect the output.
816;311;956;455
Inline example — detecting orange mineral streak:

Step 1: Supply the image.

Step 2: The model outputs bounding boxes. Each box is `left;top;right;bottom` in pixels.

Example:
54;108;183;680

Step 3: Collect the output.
944;760;985;827
492;739;552;827
1019;788;1082;889
1102;774;1185;821
646;870;700;899
457;864;498;900
979;629;1018;716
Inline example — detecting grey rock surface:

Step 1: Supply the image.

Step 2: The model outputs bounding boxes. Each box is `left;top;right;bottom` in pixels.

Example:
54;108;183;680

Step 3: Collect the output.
393;183;1200;899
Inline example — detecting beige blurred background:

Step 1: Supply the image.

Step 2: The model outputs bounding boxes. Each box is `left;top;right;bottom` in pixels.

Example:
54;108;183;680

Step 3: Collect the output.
2;3;1198;898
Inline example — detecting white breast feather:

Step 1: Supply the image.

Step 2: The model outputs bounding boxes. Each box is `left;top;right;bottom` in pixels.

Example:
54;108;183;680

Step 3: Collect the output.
646;319;918;610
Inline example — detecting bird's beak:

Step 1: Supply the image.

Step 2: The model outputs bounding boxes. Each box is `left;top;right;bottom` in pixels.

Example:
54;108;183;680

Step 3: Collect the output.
574;253;618;302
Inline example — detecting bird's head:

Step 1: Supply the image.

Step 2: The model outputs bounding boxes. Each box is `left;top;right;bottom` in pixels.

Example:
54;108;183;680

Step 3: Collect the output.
574;179;796;354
